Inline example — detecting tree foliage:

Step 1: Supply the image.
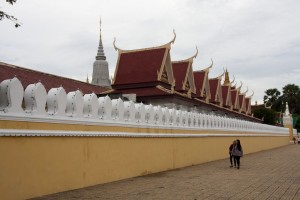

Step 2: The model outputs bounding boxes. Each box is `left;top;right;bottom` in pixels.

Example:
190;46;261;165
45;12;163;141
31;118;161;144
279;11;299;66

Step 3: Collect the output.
255;83;300;131
263;88;284;112
253;107;277;125
0;0;21;27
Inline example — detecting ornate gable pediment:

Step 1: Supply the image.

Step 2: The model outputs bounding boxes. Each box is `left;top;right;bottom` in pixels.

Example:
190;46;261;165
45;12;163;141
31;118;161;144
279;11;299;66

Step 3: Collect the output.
158;50;175;88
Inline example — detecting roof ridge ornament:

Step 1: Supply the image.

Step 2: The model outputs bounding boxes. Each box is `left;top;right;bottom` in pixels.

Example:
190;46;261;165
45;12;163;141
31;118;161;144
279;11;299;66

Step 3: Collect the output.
113;37;121;51
173;46;198;63
241;86;248;95
237;81;243;91
201;58;213;72
213;70;225;80
230;75;235;85
246;90;254;98
113;30;175;52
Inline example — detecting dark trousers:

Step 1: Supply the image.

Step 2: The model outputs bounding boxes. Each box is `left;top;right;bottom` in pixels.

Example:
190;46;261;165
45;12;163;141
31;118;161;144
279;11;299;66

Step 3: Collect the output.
234;156;240;167
230;154;233;165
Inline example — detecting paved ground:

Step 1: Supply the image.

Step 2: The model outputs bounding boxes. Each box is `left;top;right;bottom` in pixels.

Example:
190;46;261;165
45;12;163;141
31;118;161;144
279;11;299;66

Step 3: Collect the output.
33;144;300;200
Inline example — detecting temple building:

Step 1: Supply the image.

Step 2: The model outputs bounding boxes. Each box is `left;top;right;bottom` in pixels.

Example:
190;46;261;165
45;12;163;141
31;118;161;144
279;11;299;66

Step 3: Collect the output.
105;31;259;122
91;19;111;88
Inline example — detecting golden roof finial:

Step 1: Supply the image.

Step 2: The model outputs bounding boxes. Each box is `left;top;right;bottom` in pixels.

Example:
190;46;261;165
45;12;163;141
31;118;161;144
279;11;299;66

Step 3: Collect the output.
223;67;230;85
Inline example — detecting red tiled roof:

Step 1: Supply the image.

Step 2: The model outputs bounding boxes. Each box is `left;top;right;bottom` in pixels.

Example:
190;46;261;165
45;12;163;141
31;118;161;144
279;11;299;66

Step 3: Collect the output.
0;62;108;94
245;98;251;113
172;61;189;92
193;71;206;98
113;48;167;86
222;85;229;106
231;90;237;107
209;79;219;102
239;94;244;108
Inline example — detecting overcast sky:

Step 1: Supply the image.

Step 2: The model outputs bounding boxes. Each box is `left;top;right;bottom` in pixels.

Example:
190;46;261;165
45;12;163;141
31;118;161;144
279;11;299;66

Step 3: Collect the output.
1;0;300;104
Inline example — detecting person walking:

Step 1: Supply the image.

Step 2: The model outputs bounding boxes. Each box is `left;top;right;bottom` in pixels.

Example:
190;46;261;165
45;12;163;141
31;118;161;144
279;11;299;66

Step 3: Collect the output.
232;139;243;169
229;140;236;168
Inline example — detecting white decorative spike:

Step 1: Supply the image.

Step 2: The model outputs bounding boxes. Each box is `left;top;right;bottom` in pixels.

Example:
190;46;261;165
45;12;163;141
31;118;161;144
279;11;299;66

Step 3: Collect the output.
0;77;24;113
66;90;84;117
98;96;112;120
135;103;146;124
162;107;170;125
153;105;163;125
83;93;99;118
47;87;67;116
111;98;124;121
124;101;135;122
24;82;47;115
145;104;154;124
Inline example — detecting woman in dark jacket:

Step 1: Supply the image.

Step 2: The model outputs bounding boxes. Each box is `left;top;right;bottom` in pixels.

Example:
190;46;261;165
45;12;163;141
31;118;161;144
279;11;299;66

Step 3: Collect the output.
232;139;243;169
229;140;236;168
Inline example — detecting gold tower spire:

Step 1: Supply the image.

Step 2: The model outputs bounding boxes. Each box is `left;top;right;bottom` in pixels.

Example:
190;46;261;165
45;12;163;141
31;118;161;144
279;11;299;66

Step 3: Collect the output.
223;68;230;85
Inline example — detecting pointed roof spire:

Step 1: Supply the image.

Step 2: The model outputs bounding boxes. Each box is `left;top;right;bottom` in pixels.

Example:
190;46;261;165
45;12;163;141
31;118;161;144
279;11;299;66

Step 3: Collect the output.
223;68;230;85
96;17;106;60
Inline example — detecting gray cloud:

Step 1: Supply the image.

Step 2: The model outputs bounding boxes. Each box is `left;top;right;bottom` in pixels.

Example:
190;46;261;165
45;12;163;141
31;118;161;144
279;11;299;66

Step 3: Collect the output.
1;0;300;103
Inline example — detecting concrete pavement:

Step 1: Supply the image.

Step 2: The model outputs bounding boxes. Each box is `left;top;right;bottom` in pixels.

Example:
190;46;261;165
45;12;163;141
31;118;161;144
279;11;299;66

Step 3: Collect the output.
32;144;300;200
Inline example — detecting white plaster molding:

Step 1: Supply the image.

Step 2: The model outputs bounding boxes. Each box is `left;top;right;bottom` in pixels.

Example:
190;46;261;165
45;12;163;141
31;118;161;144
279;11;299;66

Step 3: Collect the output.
0;129;289;137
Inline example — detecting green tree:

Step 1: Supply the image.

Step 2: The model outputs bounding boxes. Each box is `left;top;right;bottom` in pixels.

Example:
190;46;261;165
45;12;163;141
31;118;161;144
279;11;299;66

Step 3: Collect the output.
282;84;300;114
253;107;277;125
263;88;283;112
0;0;20;27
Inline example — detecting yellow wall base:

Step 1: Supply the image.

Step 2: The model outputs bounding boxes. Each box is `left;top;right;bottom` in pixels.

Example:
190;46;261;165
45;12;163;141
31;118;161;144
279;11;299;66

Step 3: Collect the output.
0;135;288;200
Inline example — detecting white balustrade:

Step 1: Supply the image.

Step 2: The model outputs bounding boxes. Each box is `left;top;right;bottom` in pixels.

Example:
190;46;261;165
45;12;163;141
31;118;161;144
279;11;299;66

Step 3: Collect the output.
0;77;290;135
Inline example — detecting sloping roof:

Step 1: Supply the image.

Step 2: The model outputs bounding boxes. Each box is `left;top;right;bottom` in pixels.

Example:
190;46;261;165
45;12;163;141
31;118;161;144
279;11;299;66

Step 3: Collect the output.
221;85;231;107
245;98;251;114
0;62;108;94
193;71;205;97
172;61;189;92
209;79;219;102
231;90;239;110
113;48;167;86
239;94;246;113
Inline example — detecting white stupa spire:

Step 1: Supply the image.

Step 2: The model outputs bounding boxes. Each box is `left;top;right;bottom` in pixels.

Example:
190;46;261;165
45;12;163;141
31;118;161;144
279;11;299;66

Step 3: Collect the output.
91;17;111;88
95;18;106;61
285;102;290;116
